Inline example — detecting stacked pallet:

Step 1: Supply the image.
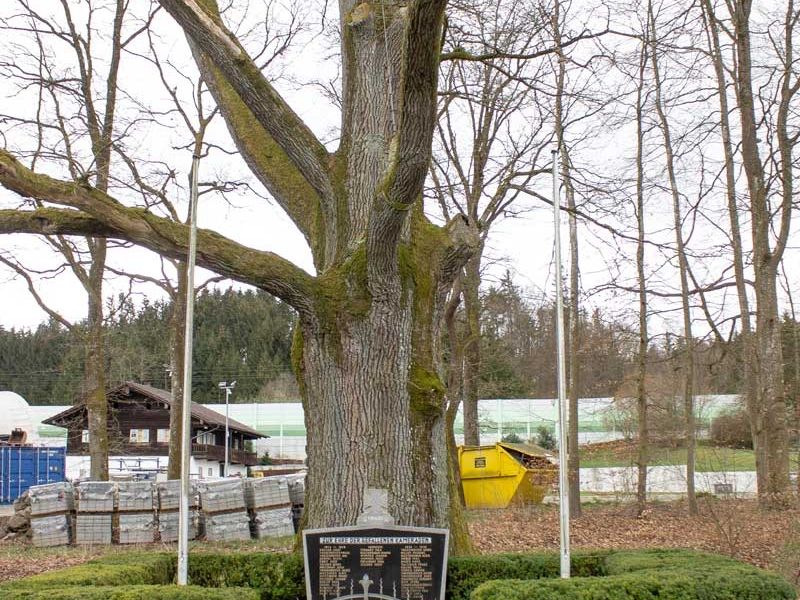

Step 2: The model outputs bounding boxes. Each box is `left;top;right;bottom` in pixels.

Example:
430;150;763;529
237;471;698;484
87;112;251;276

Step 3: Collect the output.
117;481;155;544
198;479;250;542
155;479;201;542
28;482;74;547
243;477;293;539
76;481;115;544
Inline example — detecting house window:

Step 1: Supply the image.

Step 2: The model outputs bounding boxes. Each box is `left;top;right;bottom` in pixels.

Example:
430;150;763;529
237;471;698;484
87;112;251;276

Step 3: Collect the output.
129;428;150;444
208;467;213;476
157;429;170;444
81;430;89;444
196;431;215;445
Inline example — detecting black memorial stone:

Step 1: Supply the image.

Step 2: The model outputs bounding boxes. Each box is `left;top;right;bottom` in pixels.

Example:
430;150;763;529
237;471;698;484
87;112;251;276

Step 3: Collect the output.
303;525;449;600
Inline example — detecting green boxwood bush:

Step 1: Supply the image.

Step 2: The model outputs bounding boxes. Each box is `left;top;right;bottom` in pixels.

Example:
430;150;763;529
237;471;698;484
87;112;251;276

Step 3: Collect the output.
446;550;608;600
188;552;304;599
0;552;175;591
1;548;793;600
2;585;259;600
471;549;796;600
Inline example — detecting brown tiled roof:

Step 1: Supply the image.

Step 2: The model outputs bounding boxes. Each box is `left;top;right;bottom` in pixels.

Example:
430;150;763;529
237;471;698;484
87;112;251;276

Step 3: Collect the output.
43;381;265;438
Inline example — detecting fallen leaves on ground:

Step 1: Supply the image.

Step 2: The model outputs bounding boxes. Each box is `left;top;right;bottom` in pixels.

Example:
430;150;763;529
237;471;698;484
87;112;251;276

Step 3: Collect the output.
0;546;104;583
0;499;797;585
469;498;800;570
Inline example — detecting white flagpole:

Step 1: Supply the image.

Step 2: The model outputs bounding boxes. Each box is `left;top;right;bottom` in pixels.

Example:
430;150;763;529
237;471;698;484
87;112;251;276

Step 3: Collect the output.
552;148;571;578
177;153;200;585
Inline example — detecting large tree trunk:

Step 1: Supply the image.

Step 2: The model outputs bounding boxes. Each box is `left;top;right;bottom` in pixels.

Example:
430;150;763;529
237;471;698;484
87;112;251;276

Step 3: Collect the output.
86;240;108;481
647;7;697;514
565;175;581;519
754;274;790;501
552;0;581;518
732;0;790;504
699;0;765;497
167;261;188;480
298;213;468;534
634;33;649;516
462;252;482;446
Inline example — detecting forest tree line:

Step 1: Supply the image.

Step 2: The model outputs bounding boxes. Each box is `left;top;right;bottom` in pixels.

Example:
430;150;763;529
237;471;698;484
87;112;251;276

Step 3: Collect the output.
0;288;295;405
4;279;800;409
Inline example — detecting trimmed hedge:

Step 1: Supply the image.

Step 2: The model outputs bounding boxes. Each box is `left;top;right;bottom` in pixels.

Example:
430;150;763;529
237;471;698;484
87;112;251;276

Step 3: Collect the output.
1;553;175;591
446;550;608;600
188;552;304;600
1;548;794;600
3;585;259;600
471;549;797;600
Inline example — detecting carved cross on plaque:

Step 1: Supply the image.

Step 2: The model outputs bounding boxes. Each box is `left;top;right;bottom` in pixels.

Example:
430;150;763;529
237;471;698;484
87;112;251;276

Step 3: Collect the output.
358;573;373;599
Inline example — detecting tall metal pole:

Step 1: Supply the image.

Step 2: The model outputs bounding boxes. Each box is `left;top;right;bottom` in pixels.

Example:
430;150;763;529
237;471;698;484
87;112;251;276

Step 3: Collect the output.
218;381;235;477
177;153;200;586
552;148;571;578
224;387;230;477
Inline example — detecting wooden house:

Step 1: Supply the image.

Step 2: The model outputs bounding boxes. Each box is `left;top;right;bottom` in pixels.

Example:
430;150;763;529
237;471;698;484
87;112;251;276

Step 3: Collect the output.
43;382;263;479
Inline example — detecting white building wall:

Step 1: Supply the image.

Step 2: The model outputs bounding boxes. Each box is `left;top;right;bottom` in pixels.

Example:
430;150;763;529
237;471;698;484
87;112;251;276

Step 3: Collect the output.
66;455;248;480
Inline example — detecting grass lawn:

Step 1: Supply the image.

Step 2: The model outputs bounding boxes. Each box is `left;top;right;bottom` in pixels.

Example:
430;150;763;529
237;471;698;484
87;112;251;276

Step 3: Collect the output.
580;443;800;471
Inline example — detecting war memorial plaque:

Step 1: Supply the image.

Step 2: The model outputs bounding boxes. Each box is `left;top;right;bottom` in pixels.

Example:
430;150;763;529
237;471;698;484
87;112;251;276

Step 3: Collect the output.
302;525;449;600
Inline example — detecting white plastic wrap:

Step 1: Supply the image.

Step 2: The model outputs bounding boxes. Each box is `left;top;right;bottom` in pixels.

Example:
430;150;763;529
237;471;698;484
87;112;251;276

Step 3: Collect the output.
117;481;154;512
29;482;75;516
118;512;156;544
76;481;116;513
198;479;246;514
31;514;72;547
251;507;294;539
76;513;112;544
157;509;202;542
156;479;200;510
243;476;290;509
204;510;251;541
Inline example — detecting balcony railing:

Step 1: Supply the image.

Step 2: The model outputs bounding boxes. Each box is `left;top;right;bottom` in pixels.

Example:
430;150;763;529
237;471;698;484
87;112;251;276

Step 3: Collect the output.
76;441;258;466
191;444;257;466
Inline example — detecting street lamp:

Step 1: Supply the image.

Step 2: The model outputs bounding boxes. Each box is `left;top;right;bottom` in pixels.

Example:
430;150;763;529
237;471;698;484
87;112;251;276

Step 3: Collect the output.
217;381;236;476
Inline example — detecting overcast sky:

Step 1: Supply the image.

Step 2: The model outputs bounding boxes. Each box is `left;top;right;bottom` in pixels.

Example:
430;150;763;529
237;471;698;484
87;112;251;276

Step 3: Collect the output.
1;0;797;340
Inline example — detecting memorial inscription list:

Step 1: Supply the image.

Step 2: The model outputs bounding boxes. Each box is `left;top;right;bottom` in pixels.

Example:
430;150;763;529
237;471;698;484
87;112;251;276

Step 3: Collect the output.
303;526;449;600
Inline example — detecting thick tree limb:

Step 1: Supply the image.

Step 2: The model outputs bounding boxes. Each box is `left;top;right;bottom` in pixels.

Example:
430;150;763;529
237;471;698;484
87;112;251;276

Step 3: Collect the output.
194;51;322;256
368;0;448;265
157;0;336;213
389;0;448;207
0;151;316;314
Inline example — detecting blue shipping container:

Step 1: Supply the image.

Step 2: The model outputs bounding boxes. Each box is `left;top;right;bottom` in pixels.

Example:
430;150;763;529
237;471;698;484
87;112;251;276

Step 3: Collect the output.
0;446;66;504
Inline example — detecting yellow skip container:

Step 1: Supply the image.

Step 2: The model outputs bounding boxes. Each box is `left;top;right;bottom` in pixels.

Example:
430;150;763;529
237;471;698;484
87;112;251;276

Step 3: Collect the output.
458;442;558;509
